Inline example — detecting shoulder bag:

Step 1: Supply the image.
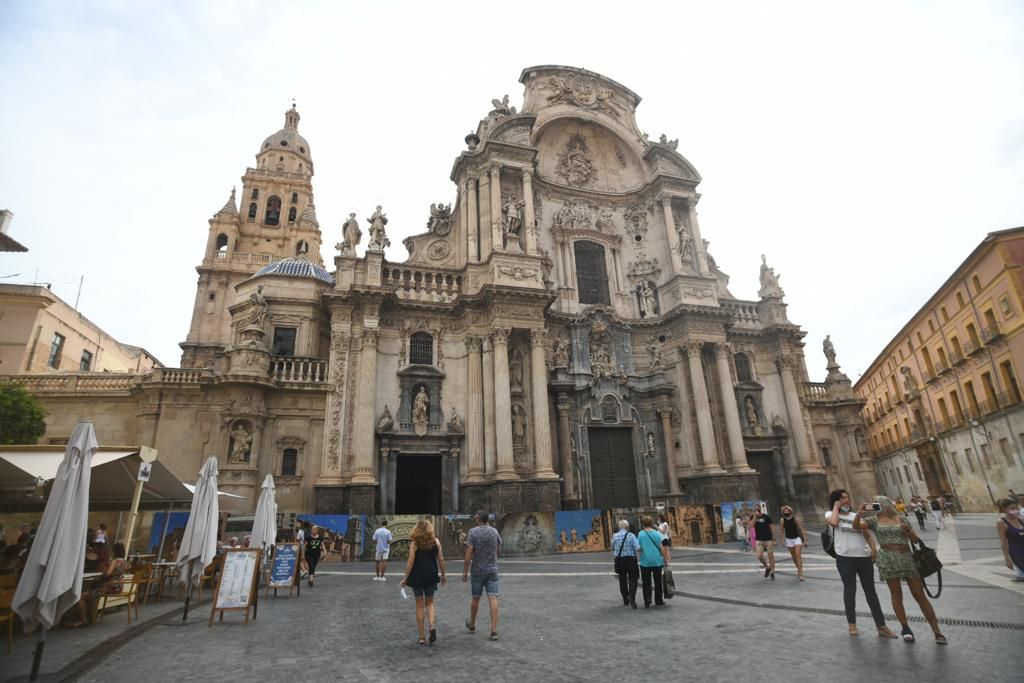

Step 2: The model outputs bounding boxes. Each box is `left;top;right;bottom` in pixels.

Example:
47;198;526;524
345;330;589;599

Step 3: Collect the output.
821;523;837;558
910;538;943;598
613;532;630;575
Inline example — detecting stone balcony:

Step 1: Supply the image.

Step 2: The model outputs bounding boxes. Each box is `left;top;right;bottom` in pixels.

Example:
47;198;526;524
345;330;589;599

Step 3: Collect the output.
269;357;329;384
381;264;462;305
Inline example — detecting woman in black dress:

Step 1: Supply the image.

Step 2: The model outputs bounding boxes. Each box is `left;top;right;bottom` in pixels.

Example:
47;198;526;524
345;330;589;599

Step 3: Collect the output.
304;525;323;587
400;519;447;645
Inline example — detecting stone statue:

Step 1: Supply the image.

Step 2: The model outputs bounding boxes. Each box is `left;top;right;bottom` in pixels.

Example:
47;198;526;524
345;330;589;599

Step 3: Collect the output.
771;414;786;432
744;396;762;435
447;407;464;434
502;196;523;236
413;386;429;437
511;403;526;443
758;254;785;299
596;208;615;232
490;94;516;117
552;335;570;367
646;336;663;372
678;227;693;260
228;424;252;463
638;281;657;318
339;212;361;254
509;350;524;388
427;202;452;236
367;205;390;250
646;432;656;454
377;405;394;432
248;285;267;328
823;335;837;366
703;239;718;269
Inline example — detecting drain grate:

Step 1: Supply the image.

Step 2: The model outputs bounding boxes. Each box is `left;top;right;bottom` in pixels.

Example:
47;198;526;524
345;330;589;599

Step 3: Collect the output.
675;591;1024;631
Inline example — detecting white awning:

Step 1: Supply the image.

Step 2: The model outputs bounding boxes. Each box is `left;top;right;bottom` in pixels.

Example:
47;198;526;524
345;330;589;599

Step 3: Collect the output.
0;449;138;482
184;483;246;499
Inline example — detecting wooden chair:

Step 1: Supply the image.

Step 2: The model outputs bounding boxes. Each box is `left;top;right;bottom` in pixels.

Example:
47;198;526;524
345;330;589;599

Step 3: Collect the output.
133;563;159;606
197;556;223;603
96;575;138;625
0;588;14;654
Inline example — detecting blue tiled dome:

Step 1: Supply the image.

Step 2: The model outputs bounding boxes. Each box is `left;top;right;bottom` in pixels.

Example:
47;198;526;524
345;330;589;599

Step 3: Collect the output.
251;257;335;285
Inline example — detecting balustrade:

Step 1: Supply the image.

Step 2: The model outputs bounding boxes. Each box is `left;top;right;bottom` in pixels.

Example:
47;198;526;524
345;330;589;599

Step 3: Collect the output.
722;301;760;325
799;382;829;402
382;265;461;304
269;357;329;383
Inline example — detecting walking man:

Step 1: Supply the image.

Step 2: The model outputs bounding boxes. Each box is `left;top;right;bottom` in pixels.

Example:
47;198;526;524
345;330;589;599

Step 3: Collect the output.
462;511;502;641
930;497;944;530
749;504;776;580
372;520;393;581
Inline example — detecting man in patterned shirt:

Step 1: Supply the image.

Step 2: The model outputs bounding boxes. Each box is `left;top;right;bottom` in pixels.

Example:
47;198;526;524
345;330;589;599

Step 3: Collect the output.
462;511;502;640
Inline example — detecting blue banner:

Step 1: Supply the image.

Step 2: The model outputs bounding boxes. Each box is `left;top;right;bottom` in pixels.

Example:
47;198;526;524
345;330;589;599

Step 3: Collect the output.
269;543;299;587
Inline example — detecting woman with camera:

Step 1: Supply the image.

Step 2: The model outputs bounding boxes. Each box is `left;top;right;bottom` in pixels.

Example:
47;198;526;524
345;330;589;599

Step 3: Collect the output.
854;496;947;644
825;489;896;638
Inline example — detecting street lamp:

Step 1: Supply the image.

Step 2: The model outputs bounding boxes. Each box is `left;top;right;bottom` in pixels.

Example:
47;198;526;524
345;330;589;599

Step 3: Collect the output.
967;418;997;508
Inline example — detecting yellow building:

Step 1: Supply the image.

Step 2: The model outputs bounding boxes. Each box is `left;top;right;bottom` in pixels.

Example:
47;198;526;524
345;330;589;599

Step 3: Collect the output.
854;227;1024;511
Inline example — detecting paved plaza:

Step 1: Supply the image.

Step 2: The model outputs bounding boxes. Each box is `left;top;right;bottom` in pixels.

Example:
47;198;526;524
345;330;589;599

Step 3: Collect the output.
1;515;1022;682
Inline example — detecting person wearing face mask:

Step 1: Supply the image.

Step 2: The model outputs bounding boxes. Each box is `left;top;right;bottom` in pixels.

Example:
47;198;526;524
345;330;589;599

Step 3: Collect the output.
778;506;807;581
996;497;1024;582
825;489;897;638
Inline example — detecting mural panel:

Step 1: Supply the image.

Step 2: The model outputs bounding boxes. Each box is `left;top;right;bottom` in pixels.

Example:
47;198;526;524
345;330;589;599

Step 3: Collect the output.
496;512;557;556
555;509;607;552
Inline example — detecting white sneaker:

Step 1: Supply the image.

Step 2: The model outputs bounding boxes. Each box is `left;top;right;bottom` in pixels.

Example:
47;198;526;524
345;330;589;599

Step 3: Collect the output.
372;576;379;581
380;576;387;581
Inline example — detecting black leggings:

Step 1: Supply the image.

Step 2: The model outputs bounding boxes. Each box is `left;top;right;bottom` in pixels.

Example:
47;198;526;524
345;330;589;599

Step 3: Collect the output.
835;555;885;627
306;552;321;576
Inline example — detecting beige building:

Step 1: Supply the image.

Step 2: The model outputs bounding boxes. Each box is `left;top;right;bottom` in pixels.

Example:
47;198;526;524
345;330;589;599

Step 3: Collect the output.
3;66;874;518
0;284;161;376
855;227;1024;511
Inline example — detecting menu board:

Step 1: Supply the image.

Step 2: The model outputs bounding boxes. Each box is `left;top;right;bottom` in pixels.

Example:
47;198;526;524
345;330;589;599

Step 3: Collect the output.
214;549;260;610
269;543;299;589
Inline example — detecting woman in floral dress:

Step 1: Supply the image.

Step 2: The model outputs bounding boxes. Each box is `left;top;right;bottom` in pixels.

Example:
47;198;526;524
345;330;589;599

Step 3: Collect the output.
855;496;947;644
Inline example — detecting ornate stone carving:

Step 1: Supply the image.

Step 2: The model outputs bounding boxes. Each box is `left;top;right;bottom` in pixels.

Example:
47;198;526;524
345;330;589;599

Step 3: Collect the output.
682;340;704;358
465;336;482;354
601;395;619;422
447;407;465;434
638;280;658;318
222;392;266;417
492;327;510;345
377;405;394;432
646;336;664;372
544;75;622;118
367;205;390;250
627;257;661;284
502;195;524;237
426;203;452;236
228;421;252;464
758;254;785;299
552;199;594;231
552;334;570;368
326;335;347;469
497;265;538;280
775;354;797;370
589;321;614;380
744;396;763;436
493;123;531;145
555;134;594;187
822;335;837;366
595;207;615;232
248;286;267;328
681;286;716;300
622;203;650;238
511;402;527;443
413;386;430;437
489;94;516;117
658;133;679;150
338;213;361;255
427;240;451;261
530;328;548;348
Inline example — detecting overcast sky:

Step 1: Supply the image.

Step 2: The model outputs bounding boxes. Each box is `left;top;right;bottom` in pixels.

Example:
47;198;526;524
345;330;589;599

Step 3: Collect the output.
1;0;1022;382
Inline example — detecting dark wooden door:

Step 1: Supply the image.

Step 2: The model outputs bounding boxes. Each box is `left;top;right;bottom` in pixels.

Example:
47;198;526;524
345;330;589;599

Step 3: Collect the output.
588;427;639;509
746;451;782;516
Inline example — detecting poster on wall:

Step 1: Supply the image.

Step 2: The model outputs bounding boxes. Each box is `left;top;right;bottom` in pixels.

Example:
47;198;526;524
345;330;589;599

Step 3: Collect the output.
720;502;735;534
555;510;607;552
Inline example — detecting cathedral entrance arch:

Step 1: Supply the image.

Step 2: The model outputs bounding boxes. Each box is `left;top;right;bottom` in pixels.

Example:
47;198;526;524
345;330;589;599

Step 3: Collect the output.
395;454;443;514
587;426;639;509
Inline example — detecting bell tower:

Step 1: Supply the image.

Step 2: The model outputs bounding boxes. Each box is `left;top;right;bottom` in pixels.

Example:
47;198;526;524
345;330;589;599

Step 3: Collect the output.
180;105;324;368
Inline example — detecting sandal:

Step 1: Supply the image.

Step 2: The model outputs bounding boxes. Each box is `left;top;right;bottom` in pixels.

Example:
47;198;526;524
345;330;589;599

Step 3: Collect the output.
418;638;426;646
935;633;948;645
877;627;898;639
848;624;859;637
429;626;437;644
900;625;915;643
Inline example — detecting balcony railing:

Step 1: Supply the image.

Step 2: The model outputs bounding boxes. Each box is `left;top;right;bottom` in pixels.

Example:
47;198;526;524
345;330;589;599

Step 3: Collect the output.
269;357;329;384
949;349;965;366
922;367;937;384
382;265;461;304
981;324;1003;343
722;301;761;326
4;373;139;393
148;368;213;384
935;359;951;375
963;338;982;356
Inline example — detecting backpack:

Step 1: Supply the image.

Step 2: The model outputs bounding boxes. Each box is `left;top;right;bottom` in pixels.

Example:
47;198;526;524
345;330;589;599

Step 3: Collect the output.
821;525;837;558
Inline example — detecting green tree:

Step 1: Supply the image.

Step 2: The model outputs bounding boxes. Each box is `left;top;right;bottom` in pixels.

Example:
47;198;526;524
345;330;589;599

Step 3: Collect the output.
0;382;47;445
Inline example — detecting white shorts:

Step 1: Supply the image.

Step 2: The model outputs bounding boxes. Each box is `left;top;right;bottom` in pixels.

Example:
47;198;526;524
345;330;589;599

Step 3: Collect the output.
375;550;390;561
784;537;803;548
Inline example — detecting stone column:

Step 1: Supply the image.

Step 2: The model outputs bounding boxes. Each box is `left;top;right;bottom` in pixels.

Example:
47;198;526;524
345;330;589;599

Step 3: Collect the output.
777;354;821;472
686;198;710;275
556;395;577;504
522;169;536;254
529;329;557;478
478;173;492;256
465;177;478;263
685;341;724;473
672;350;698;473
657;406;682;494
715;343;753;472
465;336;485;481
491;328;517;479
350;329;379;484
490;166;503;251
660;197;683;274
482;336;496;476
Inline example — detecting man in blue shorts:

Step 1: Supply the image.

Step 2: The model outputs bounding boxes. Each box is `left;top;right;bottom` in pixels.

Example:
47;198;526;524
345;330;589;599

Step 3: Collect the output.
462;510;502;640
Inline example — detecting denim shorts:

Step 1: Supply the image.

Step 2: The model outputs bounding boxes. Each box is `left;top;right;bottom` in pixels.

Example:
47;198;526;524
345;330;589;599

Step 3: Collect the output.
470;573;500;597
411;583;437;598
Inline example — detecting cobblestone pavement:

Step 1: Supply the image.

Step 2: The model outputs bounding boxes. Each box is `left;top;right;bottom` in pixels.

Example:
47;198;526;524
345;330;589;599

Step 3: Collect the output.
3;517;1021;682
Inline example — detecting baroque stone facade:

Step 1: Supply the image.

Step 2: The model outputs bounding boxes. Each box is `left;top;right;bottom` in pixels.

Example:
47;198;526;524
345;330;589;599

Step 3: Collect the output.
4;66;872;518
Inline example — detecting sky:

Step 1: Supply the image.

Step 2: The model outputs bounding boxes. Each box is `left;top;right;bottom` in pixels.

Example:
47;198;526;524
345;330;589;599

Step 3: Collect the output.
1;0;1022;381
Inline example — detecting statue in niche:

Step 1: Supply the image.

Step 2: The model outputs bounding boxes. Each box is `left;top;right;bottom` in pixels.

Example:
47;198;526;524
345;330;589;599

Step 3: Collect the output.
511;403;527;444
228;423;252;464
490;94;516;117
413;386;430;437
367;205;390;250
502;196;523;236
771;414;786;432
248;286;267;328
646;336;664;372
447;407;465;434
855;429;868;456
427;202;452;236
509;349;524;389
745;396;763;436
758;254;785;299
552;335;570;368
678;227;693;260
338;213;361;255
638;281;658;318
823;335;837;366
377;405;394;432
646;432;656;455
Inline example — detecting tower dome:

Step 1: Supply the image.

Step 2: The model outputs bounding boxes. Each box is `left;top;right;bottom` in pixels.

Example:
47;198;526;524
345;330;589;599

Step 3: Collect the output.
250;257;335;286
258;104;313;172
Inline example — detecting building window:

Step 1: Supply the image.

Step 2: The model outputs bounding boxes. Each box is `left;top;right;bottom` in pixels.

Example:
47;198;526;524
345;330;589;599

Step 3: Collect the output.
903;465;911;482
282;448;298;476
981;443;992;468
965;447;976;472
928;320;935;333
1000;360;1022;403
914;461;923;480
291;192;298;203
820;446;832;468
288;206;297;223
574;241;610;305
265;196;282;226
409;332;434;365
941;306;949;322
251;188;259;200
999;438;1015;467
47;333;65;369
272;327;296;356
79;349;93;371
956;291;965;308
734;353;753;382
897;467;903;484
972;275;982;295
966;322;980;348
950;451;962;476
999;295;1015;318
247;202;257;222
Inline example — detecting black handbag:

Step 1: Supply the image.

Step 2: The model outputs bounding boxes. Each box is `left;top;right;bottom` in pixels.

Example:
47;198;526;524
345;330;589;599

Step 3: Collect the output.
821;525;837;558
911;539;943;598
613;532;630;575
662;567;676;599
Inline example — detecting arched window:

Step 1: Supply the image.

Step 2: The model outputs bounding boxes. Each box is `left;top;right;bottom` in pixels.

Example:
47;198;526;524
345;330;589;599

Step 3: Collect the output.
282;448;298;476
574;240;610;305
734;353;753;382
215;233;229;255
291;192;298;203
409;332;434;365
288;206;297;222
295;240;308;256
247;202;258;221
265;196;281;225
251;188;259;200
972;275;982;295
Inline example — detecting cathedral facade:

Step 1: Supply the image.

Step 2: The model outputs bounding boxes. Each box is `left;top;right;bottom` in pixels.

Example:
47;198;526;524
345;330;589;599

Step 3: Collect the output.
7;66;875;518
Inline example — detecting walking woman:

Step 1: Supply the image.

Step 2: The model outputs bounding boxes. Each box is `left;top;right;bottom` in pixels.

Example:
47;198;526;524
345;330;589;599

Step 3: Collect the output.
996;497;1024;581
637;516;670;608
854;496;947;644
305;525;324;587
400;519;447;645
912;498;927;532
611;519;640;608
825;489;897;639
778;506;807;581
657;513;672;548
